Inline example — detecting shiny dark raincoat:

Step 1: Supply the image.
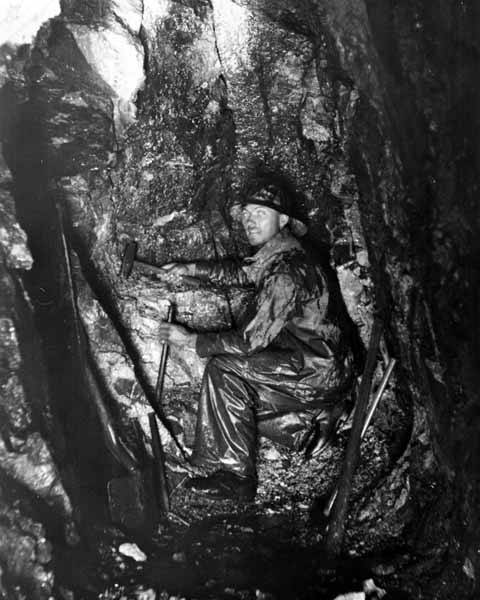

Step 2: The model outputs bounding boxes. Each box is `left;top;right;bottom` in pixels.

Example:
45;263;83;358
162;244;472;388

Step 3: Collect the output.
190;228;353;478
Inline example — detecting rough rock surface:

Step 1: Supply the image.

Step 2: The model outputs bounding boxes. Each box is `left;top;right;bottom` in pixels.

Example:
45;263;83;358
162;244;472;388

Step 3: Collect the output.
0;0;478;599
0;144;73;598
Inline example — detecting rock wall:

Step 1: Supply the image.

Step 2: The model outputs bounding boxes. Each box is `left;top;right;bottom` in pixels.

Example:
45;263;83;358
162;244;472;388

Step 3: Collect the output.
0;0;371;454
0;142;74;598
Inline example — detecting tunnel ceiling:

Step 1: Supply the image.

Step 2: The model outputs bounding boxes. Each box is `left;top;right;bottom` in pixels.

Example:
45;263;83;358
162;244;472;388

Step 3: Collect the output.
0;0;479;598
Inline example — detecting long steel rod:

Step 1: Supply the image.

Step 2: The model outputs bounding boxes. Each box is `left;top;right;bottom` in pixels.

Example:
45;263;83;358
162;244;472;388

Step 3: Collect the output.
325;319;383;555
324;357;397;518
149;302;173;515
155;303;173;401
56;202;138;471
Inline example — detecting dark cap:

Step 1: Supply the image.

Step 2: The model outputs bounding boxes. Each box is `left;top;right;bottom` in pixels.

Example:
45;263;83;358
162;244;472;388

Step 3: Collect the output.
244;184;308;237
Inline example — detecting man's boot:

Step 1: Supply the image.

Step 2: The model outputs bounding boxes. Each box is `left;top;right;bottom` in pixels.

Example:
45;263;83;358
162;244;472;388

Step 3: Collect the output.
185;470;256;501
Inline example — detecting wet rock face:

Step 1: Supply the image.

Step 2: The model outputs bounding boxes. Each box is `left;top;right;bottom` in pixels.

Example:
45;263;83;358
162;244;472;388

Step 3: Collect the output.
0;146;73;598
0;0;479;597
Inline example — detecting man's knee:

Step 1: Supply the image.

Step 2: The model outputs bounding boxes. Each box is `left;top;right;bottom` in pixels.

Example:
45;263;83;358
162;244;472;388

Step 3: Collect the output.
205;353;245;376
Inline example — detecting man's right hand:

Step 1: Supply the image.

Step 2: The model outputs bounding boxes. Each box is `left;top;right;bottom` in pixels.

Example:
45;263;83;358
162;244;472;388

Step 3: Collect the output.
158;262;195;283
158;322;197;351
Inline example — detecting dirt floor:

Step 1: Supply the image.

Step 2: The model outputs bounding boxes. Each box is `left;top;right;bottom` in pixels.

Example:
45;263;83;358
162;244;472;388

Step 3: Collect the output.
53;390;423;600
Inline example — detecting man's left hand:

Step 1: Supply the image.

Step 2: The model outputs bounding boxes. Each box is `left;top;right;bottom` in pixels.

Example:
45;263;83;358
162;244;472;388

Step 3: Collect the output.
158;322;197;350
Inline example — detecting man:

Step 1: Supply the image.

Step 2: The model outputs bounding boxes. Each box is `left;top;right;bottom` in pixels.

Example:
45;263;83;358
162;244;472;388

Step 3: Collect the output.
158;183;354;501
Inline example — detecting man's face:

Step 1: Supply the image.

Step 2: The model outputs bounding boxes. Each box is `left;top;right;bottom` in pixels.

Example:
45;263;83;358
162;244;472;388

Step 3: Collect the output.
241;203;288;247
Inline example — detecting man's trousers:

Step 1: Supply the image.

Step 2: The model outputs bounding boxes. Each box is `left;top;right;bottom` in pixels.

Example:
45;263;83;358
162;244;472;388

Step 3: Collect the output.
190;349;352;479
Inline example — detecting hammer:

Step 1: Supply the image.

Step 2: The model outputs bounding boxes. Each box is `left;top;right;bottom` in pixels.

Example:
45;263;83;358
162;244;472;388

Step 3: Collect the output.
119;240;162;279
119;240;200;286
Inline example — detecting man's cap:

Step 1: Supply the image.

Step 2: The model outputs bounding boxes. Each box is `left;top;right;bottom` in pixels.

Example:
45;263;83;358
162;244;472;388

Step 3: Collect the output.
244;184;308;237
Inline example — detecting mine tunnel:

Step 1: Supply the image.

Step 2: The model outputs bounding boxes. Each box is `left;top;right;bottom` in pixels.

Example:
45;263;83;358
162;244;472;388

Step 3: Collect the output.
0;1;479;599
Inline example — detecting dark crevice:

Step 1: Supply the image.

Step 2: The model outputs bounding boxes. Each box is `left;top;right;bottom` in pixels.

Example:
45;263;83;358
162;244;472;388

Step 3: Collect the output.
62;203;184;452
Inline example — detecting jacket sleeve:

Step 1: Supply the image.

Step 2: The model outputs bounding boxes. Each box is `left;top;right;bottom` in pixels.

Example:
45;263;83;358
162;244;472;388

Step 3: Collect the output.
196;270;297;357
193;259;250;287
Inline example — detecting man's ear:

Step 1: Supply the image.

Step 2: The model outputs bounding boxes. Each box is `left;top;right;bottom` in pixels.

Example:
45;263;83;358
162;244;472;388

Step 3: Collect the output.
279;213;289;229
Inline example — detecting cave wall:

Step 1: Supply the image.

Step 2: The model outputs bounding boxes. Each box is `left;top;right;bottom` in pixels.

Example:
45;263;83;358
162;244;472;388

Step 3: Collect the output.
313;0;480;589
0;0;479;597
0;143;74;597
2;0;374;453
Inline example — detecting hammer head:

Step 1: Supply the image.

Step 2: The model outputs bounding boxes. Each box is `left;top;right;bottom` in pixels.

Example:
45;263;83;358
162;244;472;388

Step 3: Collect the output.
119;241;138;278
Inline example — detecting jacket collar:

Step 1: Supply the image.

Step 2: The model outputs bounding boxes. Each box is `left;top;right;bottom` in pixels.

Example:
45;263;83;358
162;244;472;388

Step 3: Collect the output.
243;228;302;285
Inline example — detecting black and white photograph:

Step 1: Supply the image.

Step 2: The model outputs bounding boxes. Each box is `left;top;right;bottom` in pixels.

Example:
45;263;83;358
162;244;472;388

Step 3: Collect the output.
0;1;478;598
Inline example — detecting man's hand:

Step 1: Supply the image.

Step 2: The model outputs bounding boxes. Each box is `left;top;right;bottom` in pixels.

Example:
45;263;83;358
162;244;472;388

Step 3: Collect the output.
158;322;197;350
158;262;195;284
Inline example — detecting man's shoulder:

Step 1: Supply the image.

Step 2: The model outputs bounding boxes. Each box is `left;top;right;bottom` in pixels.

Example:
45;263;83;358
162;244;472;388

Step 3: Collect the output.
265;246;329;297
264;246;307;279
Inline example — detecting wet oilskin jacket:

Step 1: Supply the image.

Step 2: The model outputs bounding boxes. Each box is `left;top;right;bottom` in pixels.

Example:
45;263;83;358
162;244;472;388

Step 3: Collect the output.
194;228;352;399
189;228;354;476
